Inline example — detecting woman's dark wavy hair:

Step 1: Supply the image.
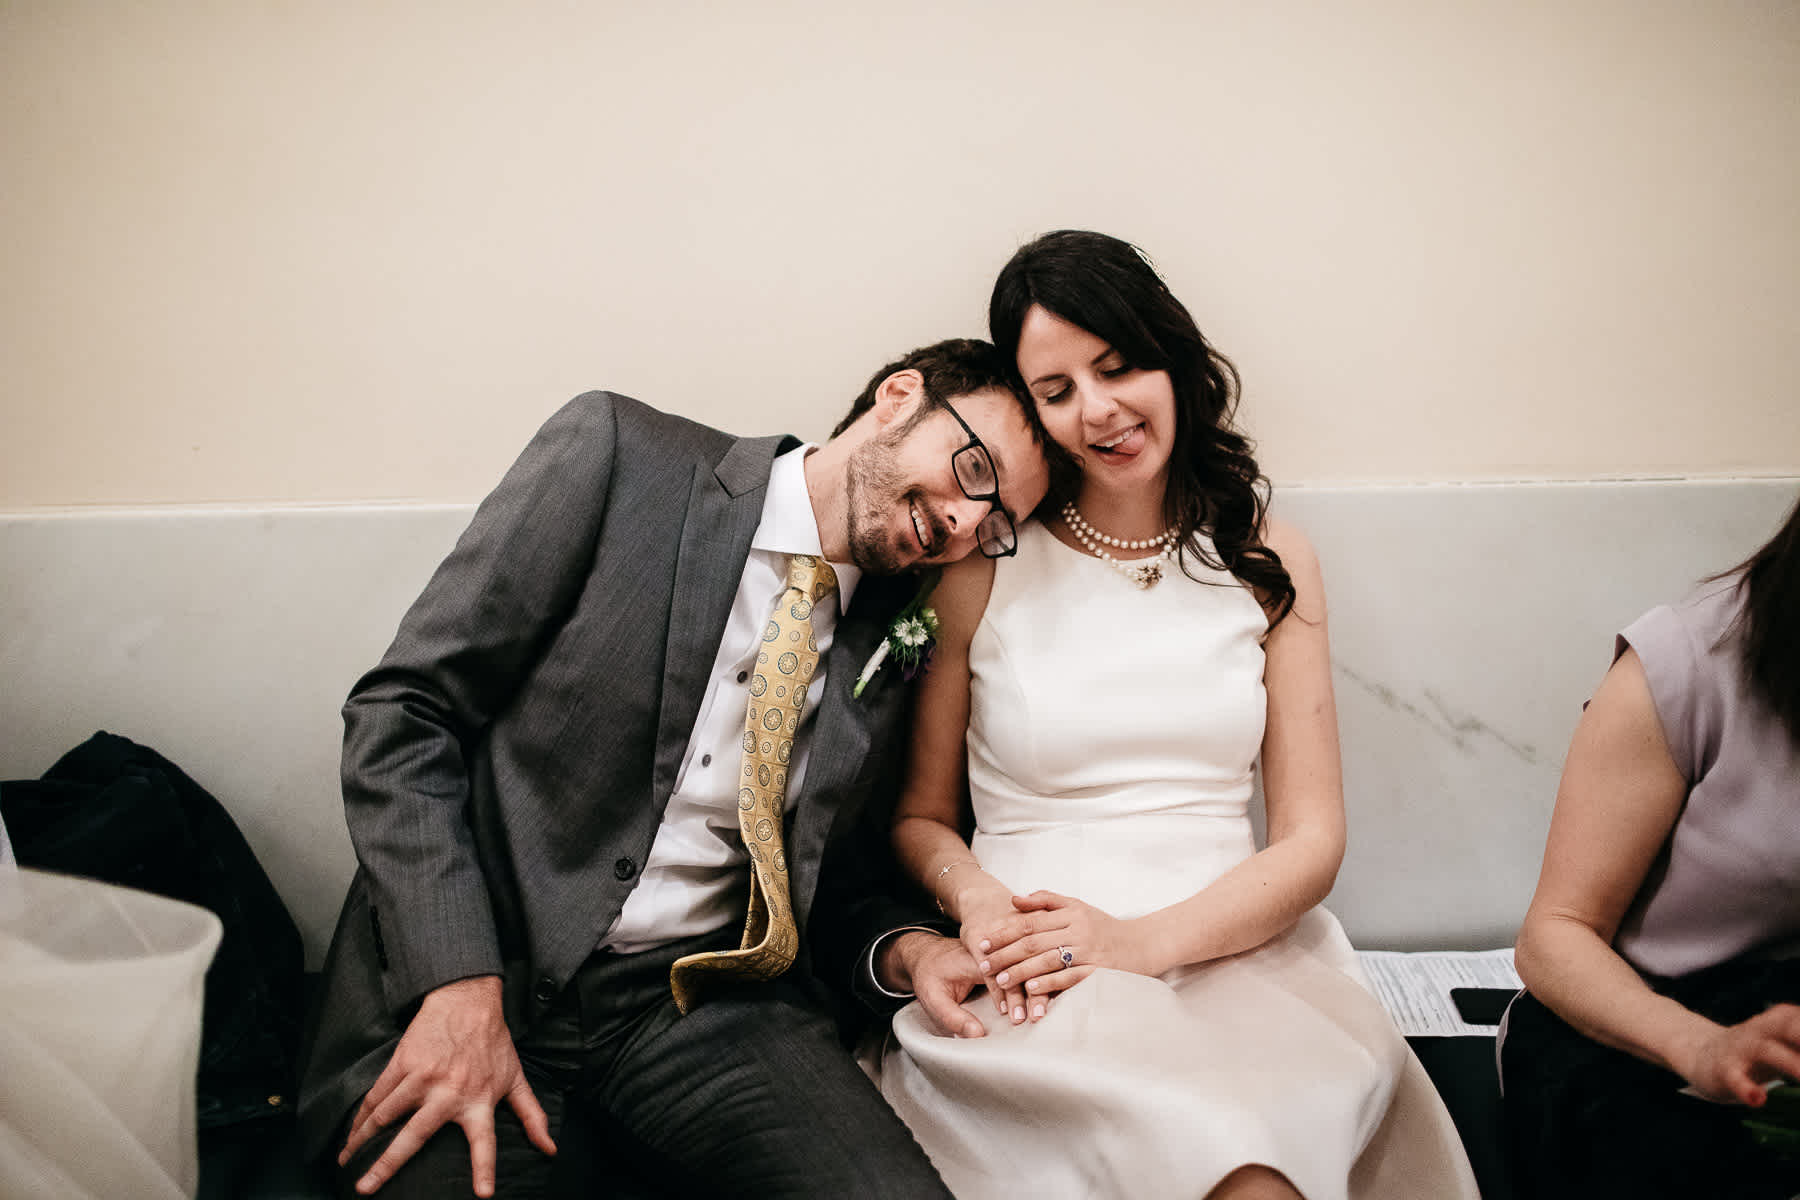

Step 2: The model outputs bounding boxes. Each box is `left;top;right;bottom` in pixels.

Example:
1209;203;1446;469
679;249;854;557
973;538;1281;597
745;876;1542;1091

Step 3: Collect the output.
989;229;1295;624
1715;492;1800;743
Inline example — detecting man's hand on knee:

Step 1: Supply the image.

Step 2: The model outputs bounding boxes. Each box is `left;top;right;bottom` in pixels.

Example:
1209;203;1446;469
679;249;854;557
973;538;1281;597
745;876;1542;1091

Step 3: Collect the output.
339;974;556;1197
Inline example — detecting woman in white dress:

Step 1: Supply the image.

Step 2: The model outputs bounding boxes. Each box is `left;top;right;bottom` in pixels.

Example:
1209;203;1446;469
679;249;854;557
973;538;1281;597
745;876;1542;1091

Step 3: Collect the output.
873;231;1478;1199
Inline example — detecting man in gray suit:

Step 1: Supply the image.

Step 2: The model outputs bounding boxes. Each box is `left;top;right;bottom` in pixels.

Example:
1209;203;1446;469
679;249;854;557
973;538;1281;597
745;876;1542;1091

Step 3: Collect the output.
298;338;1054;1197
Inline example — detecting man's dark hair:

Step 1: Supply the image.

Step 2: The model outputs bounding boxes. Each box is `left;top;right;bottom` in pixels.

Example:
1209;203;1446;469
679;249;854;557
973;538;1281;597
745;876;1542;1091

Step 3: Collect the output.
832;339;1022;438
831;338;1076;502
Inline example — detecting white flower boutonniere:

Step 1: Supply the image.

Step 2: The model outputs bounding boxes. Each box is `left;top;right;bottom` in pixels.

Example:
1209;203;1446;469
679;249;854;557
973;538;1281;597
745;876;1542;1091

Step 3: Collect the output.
854;575;941;699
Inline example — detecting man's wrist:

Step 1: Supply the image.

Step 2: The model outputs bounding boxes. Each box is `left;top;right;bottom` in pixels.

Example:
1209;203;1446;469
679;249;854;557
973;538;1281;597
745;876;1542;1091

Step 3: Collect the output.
870;927;942;997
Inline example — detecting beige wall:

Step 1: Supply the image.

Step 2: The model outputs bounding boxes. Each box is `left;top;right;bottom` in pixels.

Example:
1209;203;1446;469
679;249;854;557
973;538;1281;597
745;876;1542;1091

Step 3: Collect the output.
4;0;1797;509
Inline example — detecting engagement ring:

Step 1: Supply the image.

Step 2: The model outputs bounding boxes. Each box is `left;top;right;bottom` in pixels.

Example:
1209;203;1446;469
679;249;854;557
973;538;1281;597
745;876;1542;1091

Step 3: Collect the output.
1058;946;1074;966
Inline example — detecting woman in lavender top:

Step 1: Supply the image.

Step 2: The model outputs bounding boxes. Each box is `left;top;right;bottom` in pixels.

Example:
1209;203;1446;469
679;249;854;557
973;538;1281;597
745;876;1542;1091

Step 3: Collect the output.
1505;493;1800;1198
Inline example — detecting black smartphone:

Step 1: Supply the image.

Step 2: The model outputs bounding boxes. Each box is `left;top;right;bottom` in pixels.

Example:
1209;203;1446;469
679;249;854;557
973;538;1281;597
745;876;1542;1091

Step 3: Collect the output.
1449;986;1518;1026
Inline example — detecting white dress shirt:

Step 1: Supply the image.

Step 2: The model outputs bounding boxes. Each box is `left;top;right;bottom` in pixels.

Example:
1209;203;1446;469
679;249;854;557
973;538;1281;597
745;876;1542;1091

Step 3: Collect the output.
604;445;861;953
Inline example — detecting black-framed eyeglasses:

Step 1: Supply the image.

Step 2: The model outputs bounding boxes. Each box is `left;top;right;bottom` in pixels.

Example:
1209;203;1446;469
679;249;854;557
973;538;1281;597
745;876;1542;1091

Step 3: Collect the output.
941;400;1018;558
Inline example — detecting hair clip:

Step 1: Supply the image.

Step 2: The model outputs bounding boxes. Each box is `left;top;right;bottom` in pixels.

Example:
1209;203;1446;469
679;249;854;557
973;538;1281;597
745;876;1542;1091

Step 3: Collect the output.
1130;242;1170;288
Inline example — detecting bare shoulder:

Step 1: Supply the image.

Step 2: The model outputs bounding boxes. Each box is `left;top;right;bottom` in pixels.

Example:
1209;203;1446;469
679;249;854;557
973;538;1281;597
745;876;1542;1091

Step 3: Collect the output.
1257;513;1325;622
1583;646;1668;751
1259;513;1318;574
930;553;996;646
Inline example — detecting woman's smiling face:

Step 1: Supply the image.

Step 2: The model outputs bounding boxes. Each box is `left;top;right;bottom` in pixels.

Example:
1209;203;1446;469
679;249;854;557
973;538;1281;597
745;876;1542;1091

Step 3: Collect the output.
1013;304;1176;502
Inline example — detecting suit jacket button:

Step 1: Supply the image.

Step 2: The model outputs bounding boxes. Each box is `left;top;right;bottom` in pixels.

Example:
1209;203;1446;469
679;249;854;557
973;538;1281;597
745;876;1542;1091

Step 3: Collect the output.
534;976;556;1003
614;857;637;881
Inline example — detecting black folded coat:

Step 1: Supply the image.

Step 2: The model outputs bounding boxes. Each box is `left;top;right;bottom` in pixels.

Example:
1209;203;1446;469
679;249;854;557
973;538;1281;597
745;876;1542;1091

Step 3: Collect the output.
1;731;306;1130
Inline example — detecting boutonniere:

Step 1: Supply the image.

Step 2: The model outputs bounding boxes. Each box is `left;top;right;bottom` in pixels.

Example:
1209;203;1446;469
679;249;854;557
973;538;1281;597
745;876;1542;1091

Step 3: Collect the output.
853;573;941;699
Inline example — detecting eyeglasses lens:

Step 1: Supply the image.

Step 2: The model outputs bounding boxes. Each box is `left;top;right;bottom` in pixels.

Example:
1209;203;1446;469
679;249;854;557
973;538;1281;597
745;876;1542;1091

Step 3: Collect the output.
953;446;996;495
975;513;1014;557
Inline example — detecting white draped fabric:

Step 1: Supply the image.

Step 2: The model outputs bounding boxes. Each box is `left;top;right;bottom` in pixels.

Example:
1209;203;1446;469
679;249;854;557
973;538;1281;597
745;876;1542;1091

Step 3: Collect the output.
1;867;220;1199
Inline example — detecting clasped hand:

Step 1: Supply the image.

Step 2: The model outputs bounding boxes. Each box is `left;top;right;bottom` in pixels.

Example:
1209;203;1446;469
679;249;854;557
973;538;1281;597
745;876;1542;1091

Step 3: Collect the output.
961;889;1156;1023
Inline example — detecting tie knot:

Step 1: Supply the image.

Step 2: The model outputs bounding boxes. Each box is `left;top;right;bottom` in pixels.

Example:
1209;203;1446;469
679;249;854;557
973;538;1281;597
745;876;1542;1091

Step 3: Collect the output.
787;553;838;604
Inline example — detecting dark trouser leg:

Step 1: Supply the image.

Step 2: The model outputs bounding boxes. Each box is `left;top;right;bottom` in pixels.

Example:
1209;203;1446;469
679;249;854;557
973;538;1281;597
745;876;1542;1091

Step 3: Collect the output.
328;974;595;1200
331;1076;569;1200
597;986;949;1198
333;936;949;1199
1502;970;1800;1200
329;1067;679;1200
571;947;951;1199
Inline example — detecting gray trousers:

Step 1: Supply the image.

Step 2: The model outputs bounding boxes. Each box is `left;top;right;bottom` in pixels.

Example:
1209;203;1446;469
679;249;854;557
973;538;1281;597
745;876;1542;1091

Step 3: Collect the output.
334;931;951;1199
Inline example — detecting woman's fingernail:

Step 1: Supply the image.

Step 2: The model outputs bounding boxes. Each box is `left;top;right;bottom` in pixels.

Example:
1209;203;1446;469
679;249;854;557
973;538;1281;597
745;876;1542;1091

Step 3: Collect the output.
1012;1006;1024;1022
979;960;990;973
979;939;991;952
1026;979;1039;991
1032;1005;1045;1019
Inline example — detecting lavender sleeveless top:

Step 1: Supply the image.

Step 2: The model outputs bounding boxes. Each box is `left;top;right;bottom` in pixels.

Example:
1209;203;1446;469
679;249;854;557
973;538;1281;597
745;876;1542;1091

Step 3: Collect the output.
1611;577;1800;979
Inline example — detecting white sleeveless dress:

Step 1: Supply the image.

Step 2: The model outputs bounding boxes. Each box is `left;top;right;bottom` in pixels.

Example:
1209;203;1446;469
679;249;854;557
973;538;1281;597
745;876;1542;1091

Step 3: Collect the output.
873;522;1478;1200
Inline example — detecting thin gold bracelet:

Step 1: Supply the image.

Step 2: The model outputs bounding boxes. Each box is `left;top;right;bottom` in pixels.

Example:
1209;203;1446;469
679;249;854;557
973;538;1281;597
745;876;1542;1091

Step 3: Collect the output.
933;860;979;915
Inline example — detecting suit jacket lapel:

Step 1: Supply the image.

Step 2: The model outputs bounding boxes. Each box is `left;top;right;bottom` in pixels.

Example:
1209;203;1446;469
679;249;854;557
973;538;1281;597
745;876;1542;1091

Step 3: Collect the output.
787;571;912;921
651;434;792;805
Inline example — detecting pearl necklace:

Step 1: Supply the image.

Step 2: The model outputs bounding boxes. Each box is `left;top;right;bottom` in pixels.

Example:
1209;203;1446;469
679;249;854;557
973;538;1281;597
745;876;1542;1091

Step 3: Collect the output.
1062;502;1178;589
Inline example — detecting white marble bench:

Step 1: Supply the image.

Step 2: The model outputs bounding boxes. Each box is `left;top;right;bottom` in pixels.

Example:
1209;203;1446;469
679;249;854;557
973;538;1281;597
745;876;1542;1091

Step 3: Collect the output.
4;479;1793;968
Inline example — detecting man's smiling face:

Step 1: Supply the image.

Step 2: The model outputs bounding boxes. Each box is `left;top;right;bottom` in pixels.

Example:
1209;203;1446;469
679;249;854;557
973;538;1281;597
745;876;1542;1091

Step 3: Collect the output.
841;383;1048;574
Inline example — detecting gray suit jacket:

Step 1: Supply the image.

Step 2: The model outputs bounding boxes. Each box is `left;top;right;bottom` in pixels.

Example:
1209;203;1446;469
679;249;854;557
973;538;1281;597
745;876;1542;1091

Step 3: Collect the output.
297;392;927;1156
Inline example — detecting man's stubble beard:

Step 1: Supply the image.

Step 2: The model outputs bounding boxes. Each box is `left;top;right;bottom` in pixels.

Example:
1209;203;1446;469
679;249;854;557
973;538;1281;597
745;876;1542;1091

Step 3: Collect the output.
842;433;913;575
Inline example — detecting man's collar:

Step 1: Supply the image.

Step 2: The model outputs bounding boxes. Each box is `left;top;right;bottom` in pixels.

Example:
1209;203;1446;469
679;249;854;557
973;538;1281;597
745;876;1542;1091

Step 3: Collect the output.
754;445;859;614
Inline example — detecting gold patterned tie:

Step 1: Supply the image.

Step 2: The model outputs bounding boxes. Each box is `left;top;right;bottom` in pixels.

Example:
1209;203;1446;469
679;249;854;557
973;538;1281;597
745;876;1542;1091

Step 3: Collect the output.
670;553;839;1014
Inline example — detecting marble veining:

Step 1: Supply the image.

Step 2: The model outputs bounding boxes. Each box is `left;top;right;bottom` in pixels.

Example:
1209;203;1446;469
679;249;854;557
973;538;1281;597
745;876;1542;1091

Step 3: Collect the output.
1334;664;1538;764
